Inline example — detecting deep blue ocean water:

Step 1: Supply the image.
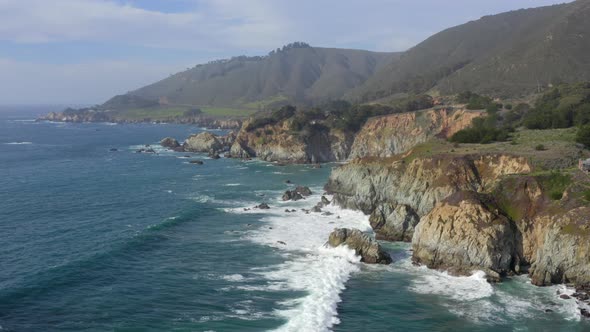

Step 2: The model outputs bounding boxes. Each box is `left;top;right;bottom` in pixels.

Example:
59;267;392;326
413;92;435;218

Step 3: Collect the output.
1;107;589;332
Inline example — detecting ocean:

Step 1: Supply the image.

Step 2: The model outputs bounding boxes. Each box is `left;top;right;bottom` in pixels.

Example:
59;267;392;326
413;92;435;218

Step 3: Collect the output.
1;107;588;332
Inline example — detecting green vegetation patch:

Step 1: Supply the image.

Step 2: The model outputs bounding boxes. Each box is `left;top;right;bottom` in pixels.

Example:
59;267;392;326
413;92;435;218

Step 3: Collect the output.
243;95;289;110
523;82;590;130
244;95;434;134
535;171;572;201
112;107;188;120
200;107;257;117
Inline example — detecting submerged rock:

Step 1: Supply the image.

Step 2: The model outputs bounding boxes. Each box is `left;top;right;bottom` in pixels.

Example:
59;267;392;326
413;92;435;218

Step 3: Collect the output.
136;148;156;154
257;203;270;209
327;228;392;264
189;160;204;165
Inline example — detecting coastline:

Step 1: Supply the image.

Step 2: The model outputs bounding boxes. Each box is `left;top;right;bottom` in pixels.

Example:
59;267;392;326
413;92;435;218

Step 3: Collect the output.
2;116;589;330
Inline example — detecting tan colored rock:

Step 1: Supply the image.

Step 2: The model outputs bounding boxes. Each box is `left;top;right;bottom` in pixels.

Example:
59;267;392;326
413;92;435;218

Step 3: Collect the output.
412;191;515;280
348;108;483;159
184;132;223;152
325;154;532;241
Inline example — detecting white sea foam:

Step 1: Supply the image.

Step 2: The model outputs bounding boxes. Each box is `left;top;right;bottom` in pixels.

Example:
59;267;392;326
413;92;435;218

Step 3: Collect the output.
226;190;372;332
3;141;32;145
392;251;586;324
128;144;174;155
223;183;241;187
190;194;213;203
222;274;246;282
409;268;494;301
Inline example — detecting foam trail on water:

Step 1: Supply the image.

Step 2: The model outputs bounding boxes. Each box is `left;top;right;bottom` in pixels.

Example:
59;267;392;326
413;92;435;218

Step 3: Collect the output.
4;141;33;145
230;190;371;331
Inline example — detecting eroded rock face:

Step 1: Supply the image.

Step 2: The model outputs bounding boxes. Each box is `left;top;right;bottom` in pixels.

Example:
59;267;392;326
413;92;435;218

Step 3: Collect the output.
229;119;353;163
369;203;419;242
325;154;532;241
184;132;223;152
411;191;515;280
327;228;392;264
528;208;590;286
408;172;590;287
230;140;254;159
348;108;483;159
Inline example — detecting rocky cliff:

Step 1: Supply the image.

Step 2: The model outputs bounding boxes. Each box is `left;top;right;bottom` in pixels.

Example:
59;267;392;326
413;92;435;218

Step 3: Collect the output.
229;118;353;163
327;144;590;291
229;106;477;163
325;153;532;241
413;172;590;287
348;107;483;159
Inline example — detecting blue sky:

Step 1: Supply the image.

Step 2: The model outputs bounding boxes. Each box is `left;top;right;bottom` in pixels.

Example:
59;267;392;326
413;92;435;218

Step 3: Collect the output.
0;0;572;105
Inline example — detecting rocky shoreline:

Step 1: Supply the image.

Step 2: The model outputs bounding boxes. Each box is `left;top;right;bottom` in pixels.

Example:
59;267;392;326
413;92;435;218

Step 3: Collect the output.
151;104;590;318
37;111;242;129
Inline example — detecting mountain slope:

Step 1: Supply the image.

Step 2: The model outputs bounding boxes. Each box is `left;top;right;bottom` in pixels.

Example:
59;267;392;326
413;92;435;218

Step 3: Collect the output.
349;0;590;101
122;44;396;109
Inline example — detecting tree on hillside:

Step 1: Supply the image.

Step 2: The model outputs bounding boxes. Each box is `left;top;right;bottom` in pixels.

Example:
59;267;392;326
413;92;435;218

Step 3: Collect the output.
576;125;590;148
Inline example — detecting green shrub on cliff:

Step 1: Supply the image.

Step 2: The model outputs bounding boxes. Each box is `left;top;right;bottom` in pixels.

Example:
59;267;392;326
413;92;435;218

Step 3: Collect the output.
457;91;495;110
536;171;572;201
247;95;433;134
523;82;590;129
450;117;511;144
576;125;590;149
245;105;296;131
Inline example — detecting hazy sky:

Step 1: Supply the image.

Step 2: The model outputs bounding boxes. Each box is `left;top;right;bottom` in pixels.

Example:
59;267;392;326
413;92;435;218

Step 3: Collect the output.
0;0;572;105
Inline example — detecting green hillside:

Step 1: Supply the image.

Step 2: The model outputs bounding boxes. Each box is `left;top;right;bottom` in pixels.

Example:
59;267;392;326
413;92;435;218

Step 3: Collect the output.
69;1;590;120
349;0;590;101
121;43;396;110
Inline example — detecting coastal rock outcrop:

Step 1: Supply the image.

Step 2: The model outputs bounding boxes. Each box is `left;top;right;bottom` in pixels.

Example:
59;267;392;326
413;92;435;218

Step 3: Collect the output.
408;170;590;288
325;153;532;241
327;228;392;264
411;191;515;281
226;107;476;163
184;132;223;152
160;137;182;151
229;118;353;163
282;186;312;201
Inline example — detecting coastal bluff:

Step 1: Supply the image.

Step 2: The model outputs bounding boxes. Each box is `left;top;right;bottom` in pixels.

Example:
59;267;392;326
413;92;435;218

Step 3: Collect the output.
228;107;479;163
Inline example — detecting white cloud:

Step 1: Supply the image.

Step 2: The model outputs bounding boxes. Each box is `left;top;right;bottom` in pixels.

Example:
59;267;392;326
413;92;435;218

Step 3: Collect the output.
0;0;291;51
0;0;572;104
0;58;186;104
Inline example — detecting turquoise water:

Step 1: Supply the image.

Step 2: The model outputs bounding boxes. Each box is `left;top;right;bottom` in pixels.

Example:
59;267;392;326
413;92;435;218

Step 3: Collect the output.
1;109;589;332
